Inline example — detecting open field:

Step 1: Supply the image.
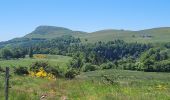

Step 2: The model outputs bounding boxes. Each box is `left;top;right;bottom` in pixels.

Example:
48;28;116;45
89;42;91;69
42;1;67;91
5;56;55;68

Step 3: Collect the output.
1;61;170;100
80;28;170;43
0;55;72;72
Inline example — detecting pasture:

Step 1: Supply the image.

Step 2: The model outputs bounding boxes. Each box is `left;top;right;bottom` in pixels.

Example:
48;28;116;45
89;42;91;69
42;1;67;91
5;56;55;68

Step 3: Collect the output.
0;55;170;100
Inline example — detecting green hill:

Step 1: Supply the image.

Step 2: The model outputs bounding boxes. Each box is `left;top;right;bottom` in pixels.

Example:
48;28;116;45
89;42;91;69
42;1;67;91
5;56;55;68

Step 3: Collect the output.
24;25;87;39
81;27;170;43
24;26;170;43
82;29;136;43
7;26;170;43
0;26;170;48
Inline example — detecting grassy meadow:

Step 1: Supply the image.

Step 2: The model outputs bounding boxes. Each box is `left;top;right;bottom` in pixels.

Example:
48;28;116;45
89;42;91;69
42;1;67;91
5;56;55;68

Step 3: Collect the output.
0;55;72;73
80;28;170;43
0;55;170;100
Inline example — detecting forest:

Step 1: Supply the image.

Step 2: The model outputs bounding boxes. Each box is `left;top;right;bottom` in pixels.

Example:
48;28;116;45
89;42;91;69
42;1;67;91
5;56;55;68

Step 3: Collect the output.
1;35;170;77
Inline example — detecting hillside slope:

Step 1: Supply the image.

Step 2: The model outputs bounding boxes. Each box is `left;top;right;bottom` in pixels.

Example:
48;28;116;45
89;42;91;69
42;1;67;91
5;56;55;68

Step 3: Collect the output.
24;25;87;39
0;26;170;48
82;27;170;43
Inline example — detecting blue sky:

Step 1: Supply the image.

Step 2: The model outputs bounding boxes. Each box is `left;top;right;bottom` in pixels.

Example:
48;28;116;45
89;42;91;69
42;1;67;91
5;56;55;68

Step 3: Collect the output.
0;0;170;41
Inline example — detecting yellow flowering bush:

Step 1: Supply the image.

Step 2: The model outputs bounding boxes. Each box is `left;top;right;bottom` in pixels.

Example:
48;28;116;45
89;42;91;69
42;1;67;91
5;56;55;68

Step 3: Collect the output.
29;67;56;80
36;67;47;77
33;54;47;59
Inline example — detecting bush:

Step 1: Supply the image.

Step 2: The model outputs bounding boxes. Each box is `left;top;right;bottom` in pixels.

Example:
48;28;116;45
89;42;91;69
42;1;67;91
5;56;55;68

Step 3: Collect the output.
100;62;116;69
0;66;5;72
30;61;61;77
81;63;98;72
47;66;61;77
65;69;79;79
33;54;47;59
123;63;137;70
30;61;50;72
151;60;170;72
14;66;29;75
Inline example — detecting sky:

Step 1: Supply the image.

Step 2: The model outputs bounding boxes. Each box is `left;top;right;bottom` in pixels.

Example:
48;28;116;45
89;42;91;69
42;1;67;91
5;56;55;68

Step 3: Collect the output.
0;0;170;41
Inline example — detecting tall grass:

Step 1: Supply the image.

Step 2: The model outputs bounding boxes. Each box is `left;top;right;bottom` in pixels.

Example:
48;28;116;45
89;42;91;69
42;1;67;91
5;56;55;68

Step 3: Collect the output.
0;69;169;100
0;56;170;99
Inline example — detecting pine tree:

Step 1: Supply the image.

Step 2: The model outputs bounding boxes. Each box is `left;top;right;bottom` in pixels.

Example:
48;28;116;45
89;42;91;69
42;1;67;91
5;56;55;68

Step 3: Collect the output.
29;47;33;58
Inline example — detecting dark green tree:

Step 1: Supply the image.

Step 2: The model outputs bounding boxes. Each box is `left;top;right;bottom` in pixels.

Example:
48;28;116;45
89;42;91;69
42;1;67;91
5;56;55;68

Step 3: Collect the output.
0;48;13;59
29;47;33;58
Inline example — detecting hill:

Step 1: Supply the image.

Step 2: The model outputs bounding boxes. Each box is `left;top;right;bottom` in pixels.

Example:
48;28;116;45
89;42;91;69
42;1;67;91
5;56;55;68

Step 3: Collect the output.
82;27;170;43
0;26;170;48
24;25;87;39
18;26;170;43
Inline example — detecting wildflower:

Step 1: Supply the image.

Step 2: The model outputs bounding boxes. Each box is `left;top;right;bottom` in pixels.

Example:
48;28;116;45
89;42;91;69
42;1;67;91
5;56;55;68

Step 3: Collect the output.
33;54;47;59
48;73;56;80
36;67;48;78
156;84;167;90
29;67;56;80
29;71;36;77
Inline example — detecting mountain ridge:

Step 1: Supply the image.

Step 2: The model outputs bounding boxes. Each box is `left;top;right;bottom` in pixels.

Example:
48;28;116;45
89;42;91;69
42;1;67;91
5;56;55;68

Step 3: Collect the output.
0;25;170;48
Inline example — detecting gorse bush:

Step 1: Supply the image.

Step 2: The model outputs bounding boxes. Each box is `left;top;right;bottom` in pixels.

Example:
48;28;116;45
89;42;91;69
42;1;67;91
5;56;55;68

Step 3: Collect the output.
33;54;47;59
30;61;61;77
29;67;56;80
30;61;50;72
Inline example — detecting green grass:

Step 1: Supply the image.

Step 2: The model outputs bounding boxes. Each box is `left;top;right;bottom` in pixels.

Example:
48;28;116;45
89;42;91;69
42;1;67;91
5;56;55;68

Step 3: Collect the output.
79;69;170;81
0;55;72;68
0;54;72;74
0;68;170;100
5;27;170;46
27;26;170;43
0;55;170;99
80;27;170;43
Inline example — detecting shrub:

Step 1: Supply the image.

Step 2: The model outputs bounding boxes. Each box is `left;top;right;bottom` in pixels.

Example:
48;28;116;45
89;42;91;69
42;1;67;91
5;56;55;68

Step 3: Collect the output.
30;61;50;72
33;54;47;59
14;66;29;75
0;66;5;72
46;66;61;77
29;67;56;80
30;61;61;77
82;63;98;72
65;69;79;79
100;62;116;69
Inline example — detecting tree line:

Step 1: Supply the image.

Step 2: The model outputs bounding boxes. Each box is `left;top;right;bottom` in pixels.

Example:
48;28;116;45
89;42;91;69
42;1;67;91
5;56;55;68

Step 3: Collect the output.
0;35;170;72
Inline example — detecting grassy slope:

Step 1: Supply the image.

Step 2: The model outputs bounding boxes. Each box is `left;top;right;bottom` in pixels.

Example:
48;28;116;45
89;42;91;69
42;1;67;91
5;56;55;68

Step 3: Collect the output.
0;55;72;73
81;30;137;43
24;26;87;39
9;26;170;44
1;27;170;48
80;27;170;43
79;69;170;81
0;68;170;100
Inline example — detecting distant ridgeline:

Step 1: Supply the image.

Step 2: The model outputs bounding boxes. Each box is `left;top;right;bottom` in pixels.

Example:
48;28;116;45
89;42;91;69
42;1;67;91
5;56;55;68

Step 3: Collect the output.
0;26;170;72
0;38;47;48
1;26;170;48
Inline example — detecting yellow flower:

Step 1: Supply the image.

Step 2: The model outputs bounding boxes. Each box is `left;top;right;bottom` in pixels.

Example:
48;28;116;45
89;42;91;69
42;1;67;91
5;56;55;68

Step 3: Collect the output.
34;67;48;78
156;84;167;90
29;71;36;77
29;67;56;80
33;54;47;59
